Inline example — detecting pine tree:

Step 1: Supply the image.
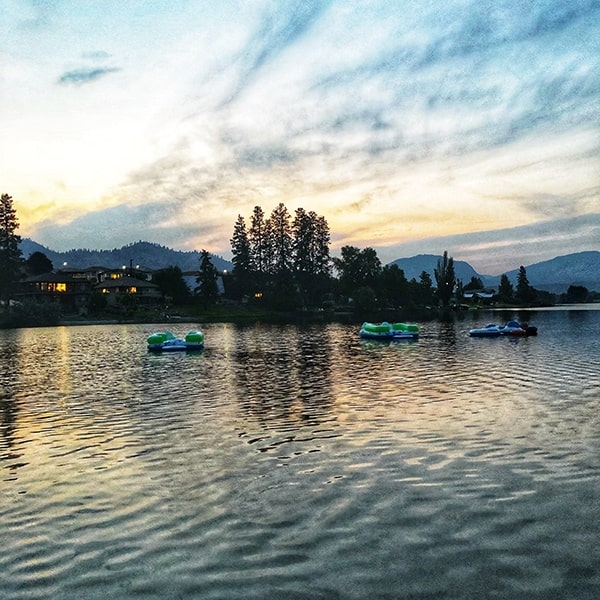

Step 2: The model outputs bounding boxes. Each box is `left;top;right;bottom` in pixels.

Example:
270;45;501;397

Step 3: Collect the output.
196;250;219;307
434;250;455;307
230;215;251;274
292;209;332;305
312;214;331;278
0;193;23;307
292;208;313;276
248;206;268;274
229;214;252;299
498;273;514;303
268;203;292;275
516;266;535;304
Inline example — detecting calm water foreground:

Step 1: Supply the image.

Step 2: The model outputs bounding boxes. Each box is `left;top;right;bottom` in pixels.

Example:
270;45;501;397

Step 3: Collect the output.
1;308;599;599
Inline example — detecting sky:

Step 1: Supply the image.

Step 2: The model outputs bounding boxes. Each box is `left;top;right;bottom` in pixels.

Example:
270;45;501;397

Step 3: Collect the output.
1;0;598;275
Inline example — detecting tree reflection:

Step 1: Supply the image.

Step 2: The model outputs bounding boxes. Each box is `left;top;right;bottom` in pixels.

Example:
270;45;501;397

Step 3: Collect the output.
232;324;335;453
0;341;20;476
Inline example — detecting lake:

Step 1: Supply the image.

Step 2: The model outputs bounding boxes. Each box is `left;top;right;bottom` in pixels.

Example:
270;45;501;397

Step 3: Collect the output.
1;308;599;599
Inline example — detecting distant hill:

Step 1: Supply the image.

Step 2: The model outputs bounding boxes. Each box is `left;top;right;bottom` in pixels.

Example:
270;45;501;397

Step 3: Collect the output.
19;239;233;273
388;254;482;284
491;251;600;293
388;251;600;293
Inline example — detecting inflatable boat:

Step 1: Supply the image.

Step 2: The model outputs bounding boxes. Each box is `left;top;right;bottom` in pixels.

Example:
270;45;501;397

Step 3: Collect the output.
360;321;419;341
147;330;205;352
468;323;503;337
500;320;538;336
469;321;538;337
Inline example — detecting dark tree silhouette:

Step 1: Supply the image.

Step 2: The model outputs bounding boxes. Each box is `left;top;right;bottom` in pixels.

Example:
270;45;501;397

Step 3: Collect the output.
248;206;268;275
292;208;331;305
229;215;252;299
152;266;190;305
464;276;484;291
416;271;435;306
333;246;381;296
516;266;535;304
268;203;293;275
26;251;53;275
434;250;455;307
498;273;514;303
0;193;23;307
196;250;219;307
377;264;409;309
230;204;332;309
564;285;588;303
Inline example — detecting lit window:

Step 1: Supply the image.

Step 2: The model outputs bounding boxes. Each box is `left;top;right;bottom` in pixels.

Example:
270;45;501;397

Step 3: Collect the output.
56;283;67;292
129;287;137;294
254;292;263;298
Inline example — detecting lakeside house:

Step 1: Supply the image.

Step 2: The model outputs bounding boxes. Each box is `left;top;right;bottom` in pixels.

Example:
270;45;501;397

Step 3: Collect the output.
18;266;161;313
463;289;496;305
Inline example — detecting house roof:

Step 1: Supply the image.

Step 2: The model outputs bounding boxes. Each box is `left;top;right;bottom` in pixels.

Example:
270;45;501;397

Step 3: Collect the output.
464;289;496;298
23;272;82;283
96;276;158;289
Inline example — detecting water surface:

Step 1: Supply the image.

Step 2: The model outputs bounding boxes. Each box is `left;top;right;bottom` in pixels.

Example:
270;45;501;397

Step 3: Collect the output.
1;309;599;598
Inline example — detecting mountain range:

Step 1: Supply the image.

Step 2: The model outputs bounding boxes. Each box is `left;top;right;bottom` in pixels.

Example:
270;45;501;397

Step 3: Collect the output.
19;239;231;274
389;251;600;293
19;239;599;293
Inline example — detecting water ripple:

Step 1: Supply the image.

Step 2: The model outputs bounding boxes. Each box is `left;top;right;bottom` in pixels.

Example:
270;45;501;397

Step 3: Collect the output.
1;315;599;598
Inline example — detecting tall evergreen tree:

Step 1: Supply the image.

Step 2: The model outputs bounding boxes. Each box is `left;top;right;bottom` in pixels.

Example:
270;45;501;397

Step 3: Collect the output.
292;209;331;278
196;250;219;307
248;206;268;275
312;214;331;278
0;193;23;307
516;266;535;304
292;209;332;305
230;215;251;274
292;208;313;276
229;214;252;298
498;273;514;303
434;250;455;307
268;203;293;275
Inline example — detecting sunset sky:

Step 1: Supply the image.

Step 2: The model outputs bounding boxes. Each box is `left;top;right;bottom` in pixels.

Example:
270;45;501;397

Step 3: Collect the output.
1;0;598;275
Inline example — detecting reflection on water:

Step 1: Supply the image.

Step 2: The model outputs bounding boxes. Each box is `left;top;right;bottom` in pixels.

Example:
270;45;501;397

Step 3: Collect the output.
1;310;599;599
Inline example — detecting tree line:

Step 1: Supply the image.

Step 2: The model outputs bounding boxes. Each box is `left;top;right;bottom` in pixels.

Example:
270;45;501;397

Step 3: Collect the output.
1;193;595;325
227;203;332;309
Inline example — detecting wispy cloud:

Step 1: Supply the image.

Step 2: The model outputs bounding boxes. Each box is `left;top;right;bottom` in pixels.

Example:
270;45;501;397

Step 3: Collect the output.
3;0;598;272
57;66;120;86
219;1;333;106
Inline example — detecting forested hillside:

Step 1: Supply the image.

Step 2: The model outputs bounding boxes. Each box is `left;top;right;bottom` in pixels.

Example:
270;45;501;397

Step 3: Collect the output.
19;239;232;273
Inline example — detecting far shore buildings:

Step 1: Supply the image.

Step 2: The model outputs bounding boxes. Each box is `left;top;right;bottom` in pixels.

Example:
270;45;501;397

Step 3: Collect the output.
462;289;496;305
17;266;162;313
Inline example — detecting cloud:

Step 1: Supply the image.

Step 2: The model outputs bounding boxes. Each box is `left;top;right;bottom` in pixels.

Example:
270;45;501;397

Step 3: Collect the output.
32;200;223;252
220;1;333;106
376;213;600;274
5;0;598;275
57;66;120;86
82;50;112;61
